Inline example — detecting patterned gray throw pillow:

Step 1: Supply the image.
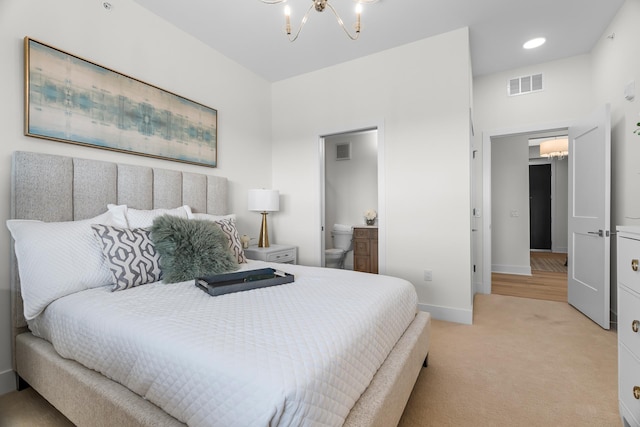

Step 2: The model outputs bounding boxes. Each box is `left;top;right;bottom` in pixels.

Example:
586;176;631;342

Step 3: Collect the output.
214;218;247;263
92;224;162;291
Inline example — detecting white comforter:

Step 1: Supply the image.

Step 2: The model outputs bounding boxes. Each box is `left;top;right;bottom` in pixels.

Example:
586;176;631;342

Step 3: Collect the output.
29;261;418;427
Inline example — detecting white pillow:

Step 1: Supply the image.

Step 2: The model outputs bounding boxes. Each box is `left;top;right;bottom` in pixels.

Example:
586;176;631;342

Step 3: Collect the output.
109;204;192;228
7;207;128;320
188;212;236;221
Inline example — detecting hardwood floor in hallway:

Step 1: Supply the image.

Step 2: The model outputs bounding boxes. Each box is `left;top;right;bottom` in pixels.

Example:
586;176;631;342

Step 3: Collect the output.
492;252;568;302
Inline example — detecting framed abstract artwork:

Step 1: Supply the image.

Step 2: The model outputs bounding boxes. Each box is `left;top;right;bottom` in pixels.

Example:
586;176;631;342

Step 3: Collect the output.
24;37;218;167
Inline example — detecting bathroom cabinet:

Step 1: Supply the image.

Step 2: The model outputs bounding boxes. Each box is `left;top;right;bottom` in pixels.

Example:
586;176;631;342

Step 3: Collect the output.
353;226;378;274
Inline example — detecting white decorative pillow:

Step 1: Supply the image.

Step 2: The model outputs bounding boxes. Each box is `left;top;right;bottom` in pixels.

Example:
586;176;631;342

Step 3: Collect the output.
92;225;162;291
109;204;192;228
190;213;246;263
189;212;236;222
6;208;127;320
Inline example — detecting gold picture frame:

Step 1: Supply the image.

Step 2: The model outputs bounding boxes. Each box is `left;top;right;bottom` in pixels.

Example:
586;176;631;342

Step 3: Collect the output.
24;37;218;167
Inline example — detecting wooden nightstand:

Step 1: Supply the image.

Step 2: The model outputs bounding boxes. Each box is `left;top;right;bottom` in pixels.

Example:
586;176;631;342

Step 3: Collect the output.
244;244;297;264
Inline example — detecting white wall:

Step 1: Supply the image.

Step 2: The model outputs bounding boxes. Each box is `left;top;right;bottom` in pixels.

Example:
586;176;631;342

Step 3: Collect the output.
324;130;378;269
590;0;640;316
271;28;474;323
591;0;640;229
0;0;273;394
491;135;531;275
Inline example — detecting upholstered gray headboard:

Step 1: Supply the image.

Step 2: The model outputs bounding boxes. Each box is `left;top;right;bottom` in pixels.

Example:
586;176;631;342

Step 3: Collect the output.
9;151;228;368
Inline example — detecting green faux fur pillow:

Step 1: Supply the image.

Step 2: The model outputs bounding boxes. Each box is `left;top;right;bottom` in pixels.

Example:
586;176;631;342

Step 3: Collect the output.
150;215;239;283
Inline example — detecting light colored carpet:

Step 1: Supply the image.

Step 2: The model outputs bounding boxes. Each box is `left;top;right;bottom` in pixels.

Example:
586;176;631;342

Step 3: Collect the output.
0;294;619;427
398;294;619;427
0;386;73;427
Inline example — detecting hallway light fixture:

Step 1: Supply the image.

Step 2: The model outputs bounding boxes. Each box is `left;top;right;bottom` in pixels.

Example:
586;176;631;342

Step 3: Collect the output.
248;189;280;247
539;137;569;159
260;0;377;42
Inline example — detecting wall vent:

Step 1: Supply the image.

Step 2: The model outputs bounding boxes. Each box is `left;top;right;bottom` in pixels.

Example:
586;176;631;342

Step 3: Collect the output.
336;142;351;160
508;73;543;96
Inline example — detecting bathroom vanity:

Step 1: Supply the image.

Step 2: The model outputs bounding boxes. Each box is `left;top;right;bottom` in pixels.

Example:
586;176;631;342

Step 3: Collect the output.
353;226;378;274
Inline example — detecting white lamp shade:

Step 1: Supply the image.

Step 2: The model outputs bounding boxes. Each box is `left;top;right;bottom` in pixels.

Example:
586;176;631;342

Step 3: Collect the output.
248;189;280;212
539;138;569;158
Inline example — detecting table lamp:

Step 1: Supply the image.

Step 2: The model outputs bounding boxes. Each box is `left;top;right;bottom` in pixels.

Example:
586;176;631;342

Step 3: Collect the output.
248;189;280;247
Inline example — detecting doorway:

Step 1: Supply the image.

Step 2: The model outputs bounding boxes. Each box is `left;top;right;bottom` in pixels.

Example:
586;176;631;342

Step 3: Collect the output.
481;124;570;294
319;128;382;270
489;133;570;302
492;155;568;302
481;107;611;327
529;164;552;250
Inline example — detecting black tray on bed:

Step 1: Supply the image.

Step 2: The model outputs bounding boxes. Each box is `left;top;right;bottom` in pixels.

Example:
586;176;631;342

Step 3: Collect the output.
195;268;294;296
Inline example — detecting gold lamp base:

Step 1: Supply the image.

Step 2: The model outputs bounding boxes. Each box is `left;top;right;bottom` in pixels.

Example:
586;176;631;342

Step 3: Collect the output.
258;212;270;247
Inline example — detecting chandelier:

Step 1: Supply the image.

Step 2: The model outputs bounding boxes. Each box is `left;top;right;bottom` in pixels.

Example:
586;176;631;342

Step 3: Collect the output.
539;137;569;159
260;0;377;42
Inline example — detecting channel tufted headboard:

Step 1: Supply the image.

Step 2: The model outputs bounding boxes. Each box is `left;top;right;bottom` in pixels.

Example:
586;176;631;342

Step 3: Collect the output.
9;150;228;369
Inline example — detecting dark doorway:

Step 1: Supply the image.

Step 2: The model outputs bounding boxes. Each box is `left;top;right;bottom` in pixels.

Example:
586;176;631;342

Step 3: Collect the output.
529;164;552;250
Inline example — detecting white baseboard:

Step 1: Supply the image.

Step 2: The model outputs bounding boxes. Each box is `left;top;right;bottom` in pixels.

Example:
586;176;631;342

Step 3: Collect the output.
418;303;472;325
474;281;485;295
0;369;16;396
491;264;532;276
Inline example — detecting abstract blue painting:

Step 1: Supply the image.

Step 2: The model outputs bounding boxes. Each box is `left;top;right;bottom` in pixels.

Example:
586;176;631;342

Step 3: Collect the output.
24;37;217;167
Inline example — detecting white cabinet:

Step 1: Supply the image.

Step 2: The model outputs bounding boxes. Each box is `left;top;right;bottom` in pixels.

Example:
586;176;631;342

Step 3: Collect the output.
243;244;297;264
617;227;640;426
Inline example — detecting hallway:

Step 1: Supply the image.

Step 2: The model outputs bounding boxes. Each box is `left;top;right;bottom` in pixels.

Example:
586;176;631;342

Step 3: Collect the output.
492;252;567;302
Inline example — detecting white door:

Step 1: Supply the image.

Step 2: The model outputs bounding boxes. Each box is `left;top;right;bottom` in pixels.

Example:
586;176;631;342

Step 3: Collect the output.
567;104;611;329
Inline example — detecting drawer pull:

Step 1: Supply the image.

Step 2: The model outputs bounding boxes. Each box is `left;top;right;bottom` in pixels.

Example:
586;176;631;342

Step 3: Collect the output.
635;386;640;400
633;259;639;272
633;320;640;333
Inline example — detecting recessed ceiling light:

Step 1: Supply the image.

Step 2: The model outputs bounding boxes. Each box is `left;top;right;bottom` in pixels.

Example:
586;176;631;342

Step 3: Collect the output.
523;37;546;49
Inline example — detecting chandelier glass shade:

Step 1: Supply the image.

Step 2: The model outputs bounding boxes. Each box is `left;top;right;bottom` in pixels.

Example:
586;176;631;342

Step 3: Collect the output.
260;0;377;42
539;137;569;159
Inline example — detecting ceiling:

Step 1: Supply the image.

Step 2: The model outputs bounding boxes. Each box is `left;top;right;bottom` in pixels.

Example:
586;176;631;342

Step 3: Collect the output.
130;0;624;82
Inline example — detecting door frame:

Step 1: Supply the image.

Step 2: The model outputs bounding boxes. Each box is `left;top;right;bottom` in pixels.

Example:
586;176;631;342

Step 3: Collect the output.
528;162;553;251
481;120;571;294
529;158;562;251
318;121;387;273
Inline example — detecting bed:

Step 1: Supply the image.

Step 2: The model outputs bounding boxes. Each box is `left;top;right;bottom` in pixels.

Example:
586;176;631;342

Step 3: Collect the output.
8;150;430;427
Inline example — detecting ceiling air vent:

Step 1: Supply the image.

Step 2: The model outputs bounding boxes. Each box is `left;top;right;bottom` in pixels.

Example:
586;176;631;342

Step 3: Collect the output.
336;142;351;160
508;73;543;96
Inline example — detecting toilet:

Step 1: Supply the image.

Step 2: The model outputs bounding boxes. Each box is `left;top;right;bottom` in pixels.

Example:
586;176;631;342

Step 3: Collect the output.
325;224;353;269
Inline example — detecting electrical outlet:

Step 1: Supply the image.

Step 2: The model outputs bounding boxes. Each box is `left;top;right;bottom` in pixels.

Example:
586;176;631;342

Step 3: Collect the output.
423;270;432;281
